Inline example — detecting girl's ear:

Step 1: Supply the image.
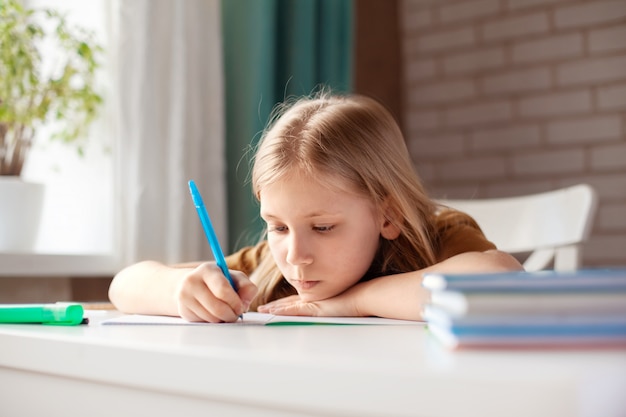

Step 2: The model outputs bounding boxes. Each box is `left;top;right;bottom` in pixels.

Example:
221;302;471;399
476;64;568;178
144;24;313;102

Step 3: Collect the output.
380;201;401;240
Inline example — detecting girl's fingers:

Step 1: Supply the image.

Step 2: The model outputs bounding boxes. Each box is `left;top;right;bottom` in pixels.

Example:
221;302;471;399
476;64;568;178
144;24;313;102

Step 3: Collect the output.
179;301;218;323
180;289;240;323
195;288;241;323
176;263;257;323
201;271;247;318
258;295;300;310
176;268;238;322
257;295;316;316
231;271;259;310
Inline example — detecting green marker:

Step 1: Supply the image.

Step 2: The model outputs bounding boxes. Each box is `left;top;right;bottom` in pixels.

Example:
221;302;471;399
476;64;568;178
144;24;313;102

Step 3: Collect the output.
0;303;85;326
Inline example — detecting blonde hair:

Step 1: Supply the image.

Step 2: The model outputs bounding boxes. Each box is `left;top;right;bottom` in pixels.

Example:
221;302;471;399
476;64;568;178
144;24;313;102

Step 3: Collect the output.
249;92;439;308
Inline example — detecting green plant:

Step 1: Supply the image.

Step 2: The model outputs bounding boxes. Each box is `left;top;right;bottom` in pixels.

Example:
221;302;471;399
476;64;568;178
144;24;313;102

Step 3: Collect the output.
0;0;103;176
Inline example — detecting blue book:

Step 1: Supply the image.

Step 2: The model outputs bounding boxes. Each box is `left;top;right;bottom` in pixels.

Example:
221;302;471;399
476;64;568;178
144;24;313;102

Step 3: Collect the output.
424;305;626;334
423;305;626;349
421;269;626;348
426;321;626;349
422;269;626;293
429;290;626;317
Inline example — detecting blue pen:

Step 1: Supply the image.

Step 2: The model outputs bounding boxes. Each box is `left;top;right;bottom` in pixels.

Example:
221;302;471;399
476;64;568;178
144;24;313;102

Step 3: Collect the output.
188;180;236;290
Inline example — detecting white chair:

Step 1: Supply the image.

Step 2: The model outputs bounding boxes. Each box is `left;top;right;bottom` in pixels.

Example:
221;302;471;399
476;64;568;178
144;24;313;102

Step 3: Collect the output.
438;184;598;271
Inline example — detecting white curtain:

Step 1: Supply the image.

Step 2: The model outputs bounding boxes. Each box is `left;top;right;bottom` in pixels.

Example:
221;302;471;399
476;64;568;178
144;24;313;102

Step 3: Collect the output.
110;0;225;265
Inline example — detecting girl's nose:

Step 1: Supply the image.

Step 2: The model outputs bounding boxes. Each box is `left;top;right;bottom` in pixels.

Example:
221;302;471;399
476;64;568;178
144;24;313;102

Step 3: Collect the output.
286;233;313;266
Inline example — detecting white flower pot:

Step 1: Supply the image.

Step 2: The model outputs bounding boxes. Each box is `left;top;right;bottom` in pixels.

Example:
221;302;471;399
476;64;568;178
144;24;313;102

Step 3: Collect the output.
0;177;45;252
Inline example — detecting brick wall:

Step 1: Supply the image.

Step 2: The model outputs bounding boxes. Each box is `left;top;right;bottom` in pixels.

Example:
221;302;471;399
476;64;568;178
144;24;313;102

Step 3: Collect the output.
400;0;626;266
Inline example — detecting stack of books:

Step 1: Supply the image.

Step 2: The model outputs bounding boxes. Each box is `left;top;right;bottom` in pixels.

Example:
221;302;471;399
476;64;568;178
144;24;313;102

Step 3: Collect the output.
421;269;626;349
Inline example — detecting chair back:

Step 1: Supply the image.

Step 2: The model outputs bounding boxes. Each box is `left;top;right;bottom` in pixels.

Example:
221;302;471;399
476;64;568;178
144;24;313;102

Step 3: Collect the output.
439;184;597;271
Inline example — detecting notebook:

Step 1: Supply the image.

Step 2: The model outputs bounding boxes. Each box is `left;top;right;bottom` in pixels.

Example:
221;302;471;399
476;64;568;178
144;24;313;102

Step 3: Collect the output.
100;312;422;326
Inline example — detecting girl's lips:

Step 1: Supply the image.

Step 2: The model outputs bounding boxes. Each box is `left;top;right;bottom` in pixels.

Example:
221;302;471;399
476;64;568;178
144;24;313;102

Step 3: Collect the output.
290;280;320;290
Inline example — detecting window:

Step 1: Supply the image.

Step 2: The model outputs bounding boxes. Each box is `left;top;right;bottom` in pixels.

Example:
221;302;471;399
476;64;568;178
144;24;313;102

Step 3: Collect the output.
3;0;118;275
3;1;226;275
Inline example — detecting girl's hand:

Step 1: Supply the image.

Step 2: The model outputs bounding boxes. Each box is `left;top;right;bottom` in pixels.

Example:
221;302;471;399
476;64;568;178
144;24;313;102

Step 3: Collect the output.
175;262;258;323
257;290;361;317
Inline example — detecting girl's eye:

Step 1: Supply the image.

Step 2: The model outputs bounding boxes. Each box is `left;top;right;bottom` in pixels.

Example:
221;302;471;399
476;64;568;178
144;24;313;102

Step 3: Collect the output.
267;225;287;233
314;225;334;233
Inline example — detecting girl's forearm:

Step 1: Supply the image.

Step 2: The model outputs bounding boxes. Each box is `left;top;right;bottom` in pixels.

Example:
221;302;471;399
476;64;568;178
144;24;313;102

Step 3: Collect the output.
108;261;186;316
355;250;523;321
354;272;428;321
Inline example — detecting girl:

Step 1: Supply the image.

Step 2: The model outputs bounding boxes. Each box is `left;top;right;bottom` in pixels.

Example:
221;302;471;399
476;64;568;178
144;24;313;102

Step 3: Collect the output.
109;93;523;323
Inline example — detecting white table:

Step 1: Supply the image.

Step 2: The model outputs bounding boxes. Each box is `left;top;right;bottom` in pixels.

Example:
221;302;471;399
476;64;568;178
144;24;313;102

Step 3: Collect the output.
1;311;625;417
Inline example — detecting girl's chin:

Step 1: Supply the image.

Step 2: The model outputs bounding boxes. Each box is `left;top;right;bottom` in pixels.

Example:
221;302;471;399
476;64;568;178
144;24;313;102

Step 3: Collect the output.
296;292;323;302
294;286;344;303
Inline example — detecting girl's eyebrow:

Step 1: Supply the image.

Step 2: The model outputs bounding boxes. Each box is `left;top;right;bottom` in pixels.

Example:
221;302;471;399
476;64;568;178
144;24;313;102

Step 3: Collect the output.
259;212;277;220
261;210;341;220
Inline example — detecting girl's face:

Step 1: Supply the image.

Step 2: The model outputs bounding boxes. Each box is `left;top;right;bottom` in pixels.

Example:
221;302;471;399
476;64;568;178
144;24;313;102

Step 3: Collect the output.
259;173;389;302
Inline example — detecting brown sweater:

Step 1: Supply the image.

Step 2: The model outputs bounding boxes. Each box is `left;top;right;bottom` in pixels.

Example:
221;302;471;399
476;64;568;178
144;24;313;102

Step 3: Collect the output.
225;209;495;277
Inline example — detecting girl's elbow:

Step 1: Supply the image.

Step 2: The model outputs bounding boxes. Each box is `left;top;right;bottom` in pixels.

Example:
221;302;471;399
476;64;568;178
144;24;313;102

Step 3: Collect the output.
484;249;525;272
107;275;124;309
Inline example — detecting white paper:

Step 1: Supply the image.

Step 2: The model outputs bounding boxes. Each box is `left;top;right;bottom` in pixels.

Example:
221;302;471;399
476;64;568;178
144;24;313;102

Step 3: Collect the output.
100;312;422;326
